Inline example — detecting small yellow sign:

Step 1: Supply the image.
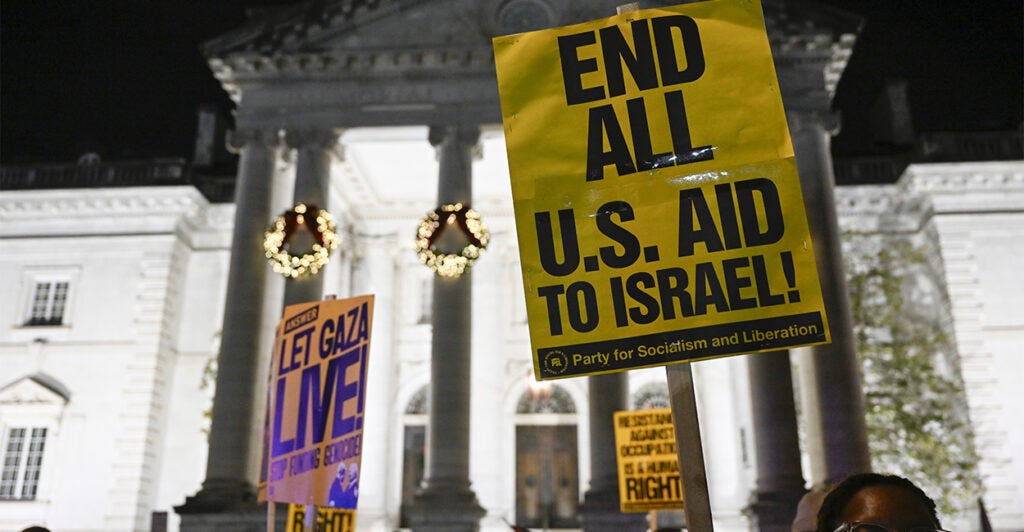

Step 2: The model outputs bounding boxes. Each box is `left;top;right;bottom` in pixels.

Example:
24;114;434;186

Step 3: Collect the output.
494;0;830;380
613;409;684;512
286;504;356;532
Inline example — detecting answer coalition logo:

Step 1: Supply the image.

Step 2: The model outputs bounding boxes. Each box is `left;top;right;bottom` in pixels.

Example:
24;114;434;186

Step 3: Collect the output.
543;350;569;375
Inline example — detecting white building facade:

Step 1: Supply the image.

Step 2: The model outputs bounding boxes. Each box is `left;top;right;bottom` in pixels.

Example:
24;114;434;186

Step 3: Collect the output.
1;0;1022;530
2;143;1022;531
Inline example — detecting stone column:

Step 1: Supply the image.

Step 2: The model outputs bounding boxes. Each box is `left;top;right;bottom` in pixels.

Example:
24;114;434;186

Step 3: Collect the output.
579;373;647;532
282;128;342;307
470;242;507;529
746;350;806;531
408;125;486;532
789;111;871;484
177;127;283;527
250;143;296;486
351;235;398;530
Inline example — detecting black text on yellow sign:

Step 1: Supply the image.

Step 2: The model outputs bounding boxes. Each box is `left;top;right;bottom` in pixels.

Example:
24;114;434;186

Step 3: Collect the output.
494;0;830;380
558;14;714;181
286;504;355;532
614;409;684;512
534;179;797;332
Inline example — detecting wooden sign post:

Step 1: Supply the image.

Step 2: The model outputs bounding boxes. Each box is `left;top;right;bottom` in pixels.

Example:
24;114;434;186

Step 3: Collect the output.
666;363;714;530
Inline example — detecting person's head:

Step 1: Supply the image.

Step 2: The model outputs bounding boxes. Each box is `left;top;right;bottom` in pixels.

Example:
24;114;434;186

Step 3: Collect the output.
816;473;944;532
335;461;346;482
348;462;359;492
792;488;827;532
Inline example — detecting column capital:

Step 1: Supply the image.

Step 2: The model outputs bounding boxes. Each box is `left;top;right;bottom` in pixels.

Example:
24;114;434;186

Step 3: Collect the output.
786;108;840;136
282;127;345;159
351;232;400;261
428;124;481;148
226;127;282;153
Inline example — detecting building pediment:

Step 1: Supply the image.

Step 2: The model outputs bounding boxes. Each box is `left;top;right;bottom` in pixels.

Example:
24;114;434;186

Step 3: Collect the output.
205;0;858;56
0;373;71;407
204;0;634;57
205;0;859;127
204;0;479;57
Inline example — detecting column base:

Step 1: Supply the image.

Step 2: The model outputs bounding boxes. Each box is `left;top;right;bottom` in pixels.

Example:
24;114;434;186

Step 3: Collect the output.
649;509;687;531
579;488;649;532
176;479;289;532
745;488;806;532
176;478;257;514
177;505;288;532
407;485;485;532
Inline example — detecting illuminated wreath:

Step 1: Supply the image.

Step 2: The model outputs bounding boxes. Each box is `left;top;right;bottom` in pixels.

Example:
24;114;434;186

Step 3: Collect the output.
264;203;340;278
415;203;489;278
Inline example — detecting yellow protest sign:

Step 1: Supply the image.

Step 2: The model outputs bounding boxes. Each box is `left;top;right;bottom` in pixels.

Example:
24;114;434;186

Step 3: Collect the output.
614;409;683;512
264;295;374;508
286;504;356;532
494;0;829;380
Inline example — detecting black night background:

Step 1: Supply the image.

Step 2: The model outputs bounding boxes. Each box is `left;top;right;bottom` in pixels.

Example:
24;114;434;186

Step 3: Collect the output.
2;0;1021;165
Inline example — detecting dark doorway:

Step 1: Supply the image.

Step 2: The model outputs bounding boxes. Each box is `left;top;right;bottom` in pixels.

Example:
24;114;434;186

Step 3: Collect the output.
515;424;579;529
399;424;425;528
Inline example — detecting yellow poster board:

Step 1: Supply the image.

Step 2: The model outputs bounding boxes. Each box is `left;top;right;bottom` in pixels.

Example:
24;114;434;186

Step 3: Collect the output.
494;0;829;380
263;295;374;508
286;504;356;532
613;409;684;512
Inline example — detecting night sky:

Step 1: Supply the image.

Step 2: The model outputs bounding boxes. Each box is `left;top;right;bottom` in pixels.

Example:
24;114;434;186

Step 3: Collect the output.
2;0;1021;164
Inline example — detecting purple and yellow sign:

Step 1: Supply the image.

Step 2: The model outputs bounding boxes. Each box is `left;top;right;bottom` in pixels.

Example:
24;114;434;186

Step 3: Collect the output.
264;295;374;508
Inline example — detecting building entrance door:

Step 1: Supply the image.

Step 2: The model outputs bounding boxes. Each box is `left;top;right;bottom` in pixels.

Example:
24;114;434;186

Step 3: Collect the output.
515;424;579;529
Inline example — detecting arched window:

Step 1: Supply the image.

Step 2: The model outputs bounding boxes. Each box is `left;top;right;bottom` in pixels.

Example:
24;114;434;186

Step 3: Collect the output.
516;384;576;414
631;381;670;410
405;386;428;415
